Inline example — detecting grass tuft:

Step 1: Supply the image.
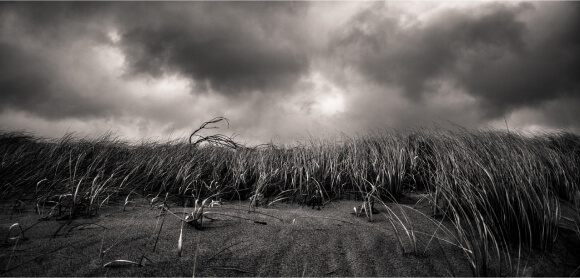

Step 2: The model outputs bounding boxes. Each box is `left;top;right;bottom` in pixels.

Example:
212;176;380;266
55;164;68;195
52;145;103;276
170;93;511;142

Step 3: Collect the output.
1;123;580;276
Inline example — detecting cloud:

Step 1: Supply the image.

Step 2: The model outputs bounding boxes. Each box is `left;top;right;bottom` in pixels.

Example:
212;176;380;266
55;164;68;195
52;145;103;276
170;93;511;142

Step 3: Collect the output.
329;2;580;120
0;41;117;120
114;2;311;96
0;2;315;140
1;2;579;143
0;2;118;120
502;96;580;134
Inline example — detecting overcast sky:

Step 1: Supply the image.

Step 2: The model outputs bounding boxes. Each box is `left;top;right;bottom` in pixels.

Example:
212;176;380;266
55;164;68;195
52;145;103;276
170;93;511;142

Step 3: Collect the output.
1;1;579;144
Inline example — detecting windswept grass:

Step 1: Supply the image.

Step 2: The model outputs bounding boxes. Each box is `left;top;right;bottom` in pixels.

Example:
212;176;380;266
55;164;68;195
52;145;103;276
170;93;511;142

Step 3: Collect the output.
1;124;579;276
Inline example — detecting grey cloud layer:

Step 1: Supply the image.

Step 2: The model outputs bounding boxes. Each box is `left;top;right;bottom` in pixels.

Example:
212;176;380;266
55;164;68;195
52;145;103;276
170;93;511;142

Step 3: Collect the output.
116;2;311;95
1;1;580;138
0;37;114;120
330;2;580;121
0;2;312;121
0;2;116;119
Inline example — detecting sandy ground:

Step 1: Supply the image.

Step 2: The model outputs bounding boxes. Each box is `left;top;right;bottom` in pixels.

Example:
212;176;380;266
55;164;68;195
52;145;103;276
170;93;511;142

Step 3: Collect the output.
1;195;578;277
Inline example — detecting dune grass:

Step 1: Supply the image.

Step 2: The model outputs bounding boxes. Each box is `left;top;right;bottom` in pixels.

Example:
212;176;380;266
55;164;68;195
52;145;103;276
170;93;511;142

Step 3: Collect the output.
1;124;579;276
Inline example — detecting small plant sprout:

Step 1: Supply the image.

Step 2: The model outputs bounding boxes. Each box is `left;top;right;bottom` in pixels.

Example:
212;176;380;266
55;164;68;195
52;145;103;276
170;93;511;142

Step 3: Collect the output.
4;223;26;245
267;189;294;207
354;198;377;221
123;189;136;211
209;198;222;208
249;192;264;211
354;184;378;222
150;194;163;209
36;193;74;219
307;190;323;210
186;196;214;230
4;223;27;272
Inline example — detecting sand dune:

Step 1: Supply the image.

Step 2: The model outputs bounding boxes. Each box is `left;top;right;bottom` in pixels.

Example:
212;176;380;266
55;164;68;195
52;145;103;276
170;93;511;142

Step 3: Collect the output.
1;198;577;277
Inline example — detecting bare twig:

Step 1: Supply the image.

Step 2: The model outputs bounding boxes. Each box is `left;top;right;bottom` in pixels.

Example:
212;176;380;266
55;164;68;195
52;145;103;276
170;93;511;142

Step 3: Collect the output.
206;240;248;262
192;234;201;278
294;216;353;224
103;259;145;267
210;266;255;274
189;117;245;149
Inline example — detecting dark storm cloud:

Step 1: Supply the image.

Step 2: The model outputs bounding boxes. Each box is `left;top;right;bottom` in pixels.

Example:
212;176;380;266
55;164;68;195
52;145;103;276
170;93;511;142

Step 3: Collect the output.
2;1;580;141
0;42;114;119
463;4;580;119
0;2;111;44
330;2;580;120
114;2;311;95
0;2;117;119
0;2;311;121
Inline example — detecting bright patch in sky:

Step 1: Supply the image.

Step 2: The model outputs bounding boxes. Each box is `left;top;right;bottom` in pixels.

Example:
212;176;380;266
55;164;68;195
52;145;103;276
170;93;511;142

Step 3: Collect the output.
148;75;192;100
94;44;125;73
107;30;121;43
319;93;345;115
308;72;346;116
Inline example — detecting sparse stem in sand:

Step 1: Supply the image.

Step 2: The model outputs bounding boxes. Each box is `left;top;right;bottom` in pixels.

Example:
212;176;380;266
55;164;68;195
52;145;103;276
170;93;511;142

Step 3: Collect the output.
210;266;255;274
4;223;25;272
103;259;140;268
206;240;248;262
153;204;167;252
102;254;152;268
294;216;353;224
178;207;185;257
192;234;201;278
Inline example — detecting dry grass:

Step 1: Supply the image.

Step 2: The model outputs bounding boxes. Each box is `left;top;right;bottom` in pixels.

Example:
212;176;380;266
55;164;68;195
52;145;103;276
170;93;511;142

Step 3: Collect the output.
1;122;579;276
